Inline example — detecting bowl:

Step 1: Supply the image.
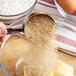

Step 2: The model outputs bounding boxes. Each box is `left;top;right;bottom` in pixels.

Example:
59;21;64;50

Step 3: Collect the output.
0;0;37;25
54;0;76;22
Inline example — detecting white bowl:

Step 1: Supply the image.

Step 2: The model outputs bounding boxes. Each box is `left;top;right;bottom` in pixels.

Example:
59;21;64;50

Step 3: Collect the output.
0;0;37;25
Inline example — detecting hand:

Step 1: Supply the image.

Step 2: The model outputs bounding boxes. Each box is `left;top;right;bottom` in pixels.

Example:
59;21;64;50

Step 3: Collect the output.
0;22;7;42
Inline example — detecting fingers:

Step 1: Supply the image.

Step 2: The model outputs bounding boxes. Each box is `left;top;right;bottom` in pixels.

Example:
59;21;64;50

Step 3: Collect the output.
0;22;7;42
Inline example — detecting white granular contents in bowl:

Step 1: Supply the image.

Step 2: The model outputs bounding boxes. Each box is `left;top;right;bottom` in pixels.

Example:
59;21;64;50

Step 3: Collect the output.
0;0;36;15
